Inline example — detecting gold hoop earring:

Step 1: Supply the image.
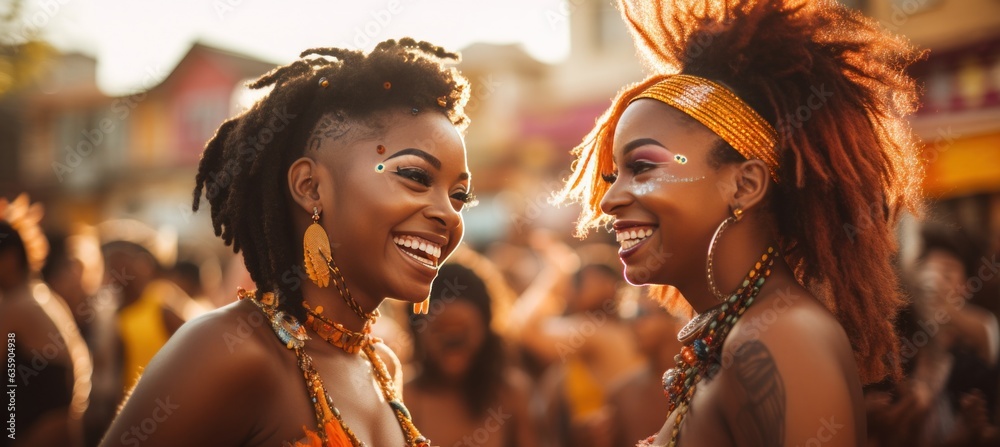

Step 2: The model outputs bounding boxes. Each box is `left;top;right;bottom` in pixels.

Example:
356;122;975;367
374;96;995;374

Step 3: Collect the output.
706;207;743;301
303;206;332;288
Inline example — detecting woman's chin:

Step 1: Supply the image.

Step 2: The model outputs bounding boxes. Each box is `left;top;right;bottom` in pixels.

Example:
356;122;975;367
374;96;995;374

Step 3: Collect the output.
624;260;678;286
624;268;657;286
392;286;432;304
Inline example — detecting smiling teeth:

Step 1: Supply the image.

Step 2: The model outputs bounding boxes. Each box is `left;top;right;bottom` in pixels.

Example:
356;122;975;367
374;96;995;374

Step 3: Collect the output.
401;249;435;268
393;235;442;265
617;228;654;250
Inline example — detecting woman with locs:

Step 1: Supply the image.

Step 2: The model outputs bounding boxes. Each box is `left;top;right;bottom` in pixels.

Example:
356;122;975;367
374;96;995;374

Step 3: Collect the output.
100;38;475;446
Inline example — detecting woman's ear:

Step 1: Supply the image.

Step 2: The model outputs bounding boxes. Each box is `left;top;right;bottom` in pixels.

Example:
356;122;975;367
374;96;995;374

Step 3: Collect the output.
731;159;771;212
288;157;321;214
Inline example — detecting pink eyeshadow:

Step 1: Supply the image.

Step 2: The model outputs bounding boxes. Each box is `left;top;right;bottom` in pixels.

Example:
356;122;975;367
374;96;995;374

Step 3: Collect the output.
629;147;674;164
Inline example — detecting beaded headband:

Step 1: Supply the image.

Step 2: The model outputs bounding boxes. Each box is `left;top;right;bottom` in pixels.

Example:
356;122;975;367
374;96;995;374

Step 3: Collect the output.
630;74;780;182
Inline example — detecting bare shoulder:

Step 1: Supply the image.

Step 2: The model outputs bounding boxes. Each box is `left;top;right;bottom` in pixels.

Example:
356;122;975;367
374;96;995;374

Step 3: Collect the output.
727;284;853;362
101;299;287;446
715;285;861;447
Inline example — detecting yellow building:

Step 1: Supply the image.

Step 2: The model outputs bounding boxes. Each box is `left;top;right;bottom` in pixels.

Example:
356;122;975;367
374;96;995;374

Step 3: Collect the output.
865;0;1000;262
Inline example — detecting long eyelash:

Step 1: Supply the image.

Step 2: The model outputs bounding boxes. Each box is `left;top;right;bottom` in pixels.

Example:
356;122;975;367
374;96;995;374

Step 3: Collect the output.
394;167;432;186
626;160;657;174
451;190;478;207
601;172;618;184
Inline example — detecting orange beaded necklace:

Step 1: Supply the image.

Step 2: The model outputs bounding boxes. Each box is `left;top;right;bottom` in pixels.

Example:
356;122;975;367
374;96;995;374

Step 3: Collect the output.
239;287;429;447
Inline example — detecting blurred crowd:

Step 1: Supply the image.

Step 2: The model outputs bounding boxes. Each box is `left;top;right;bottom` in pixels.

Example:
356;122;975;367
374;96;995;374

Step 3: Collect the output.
1;191;999;447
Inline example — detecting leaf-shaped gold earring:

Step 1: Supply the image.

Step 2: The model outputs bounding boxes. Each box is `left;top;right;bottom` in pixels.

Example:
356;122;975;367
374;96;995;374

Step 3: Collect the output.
413;297;430;315
303;206;332;288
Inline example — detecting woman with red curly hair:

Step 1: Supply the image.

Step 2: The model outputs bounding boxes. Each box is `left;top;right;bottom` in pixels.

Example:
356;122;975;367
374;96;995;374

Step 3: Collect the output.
557;0;924;445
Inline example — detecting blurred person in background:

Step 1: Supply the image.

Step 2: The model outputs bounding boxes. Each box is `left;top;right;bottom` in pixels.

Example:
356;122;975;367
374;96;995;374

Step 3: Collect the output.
42;233;99;339
41;230;116;446
609;292;683;446
867;226;1000;447
99;222;186;395
101;39;473;446
557;0;925;445
210;252;255;309
405;248;537;447
512;234;645;447
164;260;209;307
0;194;91;447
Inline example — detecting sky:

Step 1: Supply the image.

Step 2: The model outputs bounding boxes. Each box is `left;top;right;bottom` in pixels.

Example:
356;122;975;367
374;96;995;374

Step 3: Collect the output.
15;0;573;95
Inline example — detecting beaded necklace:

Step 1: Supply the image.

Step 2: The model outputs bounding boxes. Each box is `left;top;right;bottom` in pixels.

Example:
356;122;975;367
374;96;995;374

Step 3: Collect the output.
638;247;777;447
238;288;430;447
302;303;372;355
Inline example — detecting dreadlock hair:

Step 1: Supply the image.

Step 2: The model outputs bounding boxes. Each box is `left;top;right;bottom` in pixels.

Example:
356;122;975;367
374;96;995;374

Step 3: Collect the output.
555;0;925;384
192;38;471;319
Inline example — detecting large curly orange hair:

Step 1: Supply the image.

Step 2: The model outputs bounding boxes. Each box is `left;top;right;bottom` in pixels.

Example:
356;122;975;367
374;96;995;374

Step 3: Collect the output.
557;0;925;384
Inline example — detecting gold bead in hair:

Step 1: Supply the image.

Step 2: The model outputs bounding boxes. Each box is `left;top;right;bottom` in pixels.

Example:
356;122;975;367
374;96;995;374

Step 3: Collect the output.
318;77;329;89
